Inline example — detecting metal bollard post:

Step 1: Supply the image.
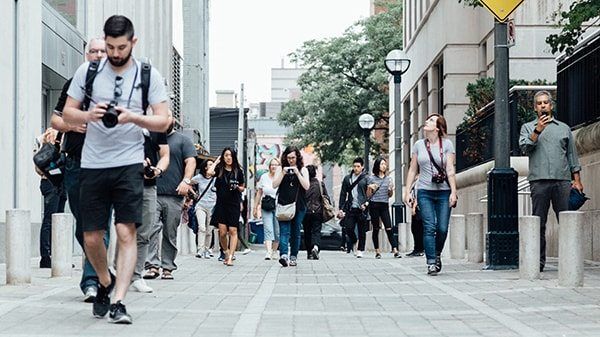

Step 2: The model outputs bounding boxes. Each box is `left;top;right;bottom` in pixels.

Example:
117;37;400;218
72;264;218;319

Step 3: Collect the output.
450;215;466;259
466;213;484;263
519;216;540;280
6;209;31;284
398;223;408;252
51;213;74;277
559;211;584;287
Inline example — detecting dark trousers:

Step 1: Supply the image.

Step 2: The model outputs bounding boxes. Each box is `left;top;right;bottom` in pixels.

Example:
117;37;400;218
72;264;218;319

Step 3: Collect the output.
39;179;67;257
530;180;570;267
64;156;108;292
369;202;397;250
344;209;369;251
303;213;322;251
411;207;424;252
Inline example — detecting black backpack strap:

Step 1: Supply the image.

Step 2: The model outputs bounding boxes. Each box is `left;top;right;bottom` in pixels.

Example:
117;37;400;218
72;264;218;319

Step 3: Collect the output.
140;62;152;114
82;60;100;110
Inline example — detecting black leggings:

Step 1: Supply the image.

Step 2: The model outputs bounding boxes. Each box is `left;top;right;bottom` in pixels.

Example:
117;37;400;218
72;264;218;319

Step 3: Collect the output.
369;202;397;250
303;213;322;251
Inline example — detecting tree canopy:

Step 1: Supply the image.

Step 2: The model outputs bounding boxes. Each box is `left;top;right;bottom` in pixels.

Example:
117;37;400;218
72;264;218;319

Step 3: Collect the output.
278;1;403;164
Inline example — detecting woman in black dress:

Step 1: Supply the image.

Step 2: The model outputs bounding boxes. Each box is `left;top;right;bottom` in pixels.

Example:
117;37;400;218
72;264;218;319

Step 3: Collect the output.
208;147;245;266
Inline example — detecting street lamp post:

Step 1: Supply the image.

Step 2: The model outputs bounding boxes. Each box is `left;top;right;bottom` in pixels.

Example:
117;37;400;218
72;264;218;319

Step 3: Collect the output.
358;113;375;171
384;50;410;227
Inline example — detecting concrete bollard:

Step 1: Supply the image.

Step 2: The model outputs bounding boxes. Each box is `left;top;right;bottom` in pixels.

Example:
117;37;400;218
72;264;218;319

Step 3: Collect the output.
559;211;584;287
51;213;74;277
519;216;540;280
466;213;484;263
6;209;31;284
450;215;466;259
398;223;408;252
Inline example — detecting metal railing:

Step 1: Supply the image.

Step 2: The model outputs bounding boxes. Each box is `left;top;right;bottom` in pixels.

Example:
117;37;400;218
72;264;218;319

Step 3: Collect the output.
557;30;600;130
456;86;556;173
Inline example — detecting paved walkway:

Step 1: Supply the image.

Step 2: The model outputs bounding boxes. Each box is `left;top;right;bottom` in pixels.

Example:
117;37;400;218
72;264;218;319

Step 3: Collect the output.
1;248;600;336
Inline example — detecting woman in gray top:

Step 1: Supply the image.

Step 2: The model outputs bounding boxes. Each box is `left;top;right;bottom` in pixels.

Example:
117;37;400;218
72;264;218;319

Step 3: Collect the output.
403;114;457;275
366;157;399;258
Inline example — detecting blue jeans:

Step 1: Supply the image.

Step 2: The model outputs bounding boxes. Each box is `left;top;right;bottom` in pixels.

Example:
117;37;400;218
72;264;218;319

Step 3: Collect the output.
278;208;306;258
417;189;451;264
261;209;279;242
64;156;109;292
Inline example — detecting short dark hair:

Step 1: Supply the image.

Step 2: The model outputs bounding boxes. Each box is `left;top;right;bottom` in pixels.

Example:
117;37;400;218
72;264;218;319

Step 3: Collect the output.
104;15;135;40
353;157;364;166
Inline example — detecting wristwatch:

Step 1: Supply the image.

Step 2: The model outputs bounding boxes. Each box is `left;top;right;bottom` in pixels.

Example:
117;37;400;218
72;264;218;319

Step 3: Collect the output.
183;178;192;185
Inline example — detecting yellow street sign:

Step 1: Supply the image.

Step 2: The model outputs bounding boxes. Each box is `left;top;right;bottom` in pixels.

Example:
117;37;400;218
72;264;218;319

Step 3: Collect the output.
479;0;524;22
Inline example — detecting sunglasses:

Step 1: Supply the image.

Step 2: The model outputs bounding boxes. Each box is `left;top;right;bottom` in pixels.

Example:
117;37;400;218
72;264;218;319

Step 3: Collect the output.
114;76;124;99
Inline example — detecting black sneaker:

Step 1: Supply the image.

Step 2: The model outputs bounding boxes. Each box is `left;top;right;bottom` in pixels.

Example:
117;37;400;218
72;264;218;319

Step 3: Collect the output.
393;252;402;258
108;300;132;324
435;255;442;272
218;250;225;262
93;272;116;318
311;247;320;260
279;255;289;267
375;253;382;259
427;264;438;276
406;250;424;257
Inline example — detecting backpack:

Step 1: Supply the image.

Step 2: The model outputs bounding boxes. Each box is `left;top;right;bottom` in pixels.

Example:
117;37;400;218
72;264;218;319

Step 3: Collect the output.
83;60;152;113
306;180;323;216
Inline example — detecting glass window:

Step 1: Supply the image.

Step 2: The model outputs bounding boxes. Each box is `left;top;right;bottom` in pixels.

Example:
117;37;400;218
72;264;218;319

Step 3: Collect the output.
45;0;77;26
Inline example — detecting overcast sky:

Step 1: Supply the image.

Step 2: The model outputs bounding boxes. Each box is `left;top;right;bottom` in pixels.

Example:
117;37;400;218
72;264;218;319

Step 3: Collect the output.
209;0;370;106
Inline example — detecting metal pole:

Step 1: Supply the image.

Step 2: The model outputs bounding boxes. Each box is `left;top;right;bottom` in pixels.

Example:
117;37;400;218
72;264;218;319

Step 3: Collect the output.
494;21;510;168
364;130;370;171
392;74;405;224
237;83;244;162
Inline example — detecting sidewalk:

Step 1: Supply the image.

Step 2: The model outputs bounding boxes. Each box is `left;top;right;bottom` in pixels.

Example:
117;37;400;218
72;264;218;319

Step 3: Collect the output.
1;248;600;336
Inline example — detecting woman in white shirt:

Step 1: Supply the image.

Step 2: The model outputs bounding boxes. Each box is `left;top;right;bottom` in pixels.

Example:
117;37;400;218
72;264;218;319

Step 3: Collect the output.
253;158;281;260
191;159;217;259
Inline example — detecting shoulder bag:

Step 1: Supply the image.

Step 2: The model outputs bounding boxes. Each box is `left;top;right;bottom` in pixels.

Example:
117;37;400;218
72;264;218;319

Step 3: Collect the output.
318;182;335;222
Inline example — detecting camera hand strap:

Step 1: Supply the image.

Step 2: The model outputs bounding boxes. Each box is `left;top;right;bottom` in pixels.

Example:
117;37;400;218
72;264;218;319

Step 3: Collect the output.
426;138;449;185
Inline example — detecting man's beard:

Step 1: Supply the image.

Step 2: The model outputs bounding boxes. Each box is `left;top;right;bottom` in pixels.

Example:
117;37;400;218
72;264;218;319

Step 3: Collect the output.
108;51;132;67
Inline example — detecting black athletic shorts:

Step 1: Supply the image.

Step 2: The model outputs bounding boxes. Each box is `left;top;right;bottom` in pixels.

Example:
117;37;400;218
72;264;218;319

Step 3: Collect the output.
80;163;144;231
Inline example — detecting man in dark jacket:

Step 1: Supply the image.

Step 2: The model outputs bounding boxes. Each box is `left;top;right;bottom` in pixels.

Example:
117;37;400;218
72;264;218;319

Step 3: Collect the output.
338;157;369;257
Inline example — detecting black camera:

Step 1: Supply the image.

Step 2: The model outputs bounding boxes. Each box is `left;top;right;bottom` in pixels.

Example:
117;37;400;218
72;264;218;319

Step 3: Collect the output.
101;101;119;128
229;179;239;191
431;173;447;184
144;165;155;179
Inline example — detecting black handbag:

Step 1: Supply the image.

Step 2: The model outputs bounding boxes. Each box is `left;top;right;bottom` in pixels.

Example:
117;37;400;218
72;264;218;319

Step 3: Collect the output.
261;195;276;211
33;133;65;187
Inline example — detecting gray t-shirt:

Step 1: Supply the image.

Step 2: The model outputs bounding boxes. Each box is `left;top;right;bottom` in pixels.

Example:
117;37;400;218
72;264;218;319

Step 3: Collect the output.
191;174;216;210
157;131;197;196
367;175;392;203
67;58;167;169
412;138;455;191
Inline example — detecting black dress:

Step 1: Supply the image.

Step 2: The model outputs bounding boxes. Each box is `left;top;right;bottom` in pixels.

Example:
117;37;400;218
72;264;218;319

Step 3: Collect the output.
212;168;245;227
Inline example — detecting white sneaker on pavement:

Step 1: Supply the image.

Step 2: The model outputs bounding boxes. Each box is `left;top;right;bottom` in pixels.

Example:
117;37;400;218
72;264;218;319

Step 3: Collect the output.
265;250;272;260
131;279;153;293
242;248;252;255
83;286;97;303
356;251;363;258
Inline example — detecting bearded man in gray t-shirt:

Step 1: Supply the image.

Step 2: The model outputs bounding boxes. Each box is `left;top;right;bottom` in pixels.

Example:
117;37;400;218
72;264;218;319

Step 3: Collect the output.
63;15;170;325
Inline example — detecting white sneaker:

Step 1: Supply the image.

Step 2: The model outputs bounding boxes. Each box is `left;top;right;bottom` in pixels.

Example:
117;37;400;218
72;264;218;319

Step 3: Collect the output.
356;251;363;258
265;250;272;260
242;248;252;255
131;279;153;293
83;286;97;303
203;249;211;259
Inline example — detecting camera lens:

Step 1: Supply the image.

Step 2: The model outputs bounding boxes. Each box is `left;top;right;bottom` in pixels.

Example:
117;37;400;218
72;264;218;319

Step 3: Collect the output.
102;102;119;128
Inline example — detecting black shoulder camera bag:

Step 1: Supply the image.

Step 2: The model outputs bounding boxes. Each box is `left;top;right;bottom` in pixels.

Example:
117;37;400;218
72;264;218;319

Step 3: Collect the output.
33;133;65;187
